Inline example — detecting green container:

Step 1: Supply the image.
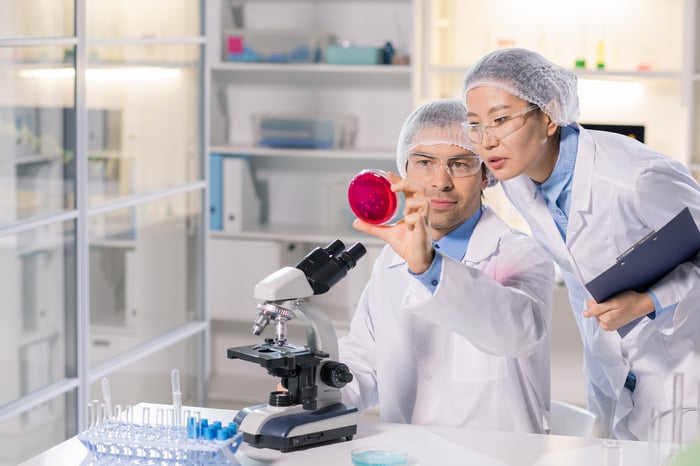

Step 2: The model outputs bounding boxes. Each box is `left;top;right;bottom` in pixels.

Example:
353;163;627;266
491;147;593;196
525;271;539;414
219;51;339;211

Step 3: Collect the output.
325;46;381;65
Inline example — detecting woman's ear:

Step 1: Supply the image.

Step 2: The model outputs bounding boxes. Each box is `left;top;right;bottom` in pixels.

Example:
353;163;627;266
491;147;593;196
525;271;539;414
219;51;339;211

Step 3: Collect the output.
544;113;558;137
542;100;562;136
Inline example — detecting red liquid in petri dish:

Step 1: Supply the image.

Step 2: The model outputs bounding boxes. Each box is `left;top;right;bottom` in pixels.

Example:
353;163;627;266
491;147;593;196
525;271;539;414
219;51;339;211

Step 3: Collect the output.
347;170;398;225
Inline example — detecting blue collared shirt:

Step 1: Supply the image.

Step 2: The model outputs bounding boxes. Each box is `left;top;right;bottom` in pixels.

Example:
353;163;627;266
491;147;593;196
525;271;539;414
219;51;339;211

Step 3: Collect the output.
410;206;483;293
535;125;578;241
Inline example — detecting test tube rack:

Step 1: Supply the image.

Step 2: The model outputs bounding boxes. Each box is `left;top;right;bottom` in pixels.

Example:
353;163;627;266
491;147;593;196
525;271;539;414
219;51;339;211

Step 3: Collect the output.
78;415;243;465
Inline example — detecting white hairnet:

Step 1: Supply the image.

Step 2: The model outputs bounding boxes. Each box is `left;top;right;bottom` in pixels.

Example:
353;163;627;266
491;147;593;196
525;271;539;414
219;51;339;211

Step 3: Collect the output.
462;48;580;126
396;98;473;175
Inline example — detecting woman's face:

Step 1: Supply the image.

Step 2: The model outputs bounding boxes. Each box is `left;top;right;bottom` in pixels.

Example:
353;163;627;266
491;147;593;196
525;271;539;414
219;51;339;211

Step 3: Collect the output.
465;86;559;183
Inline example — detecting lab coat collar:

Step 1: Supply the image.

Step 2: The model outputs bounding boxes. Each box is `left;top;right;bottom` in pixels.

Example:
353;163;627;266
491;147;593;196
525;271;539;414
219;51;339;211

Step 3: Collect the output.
463;206;504;264
565;123;594;245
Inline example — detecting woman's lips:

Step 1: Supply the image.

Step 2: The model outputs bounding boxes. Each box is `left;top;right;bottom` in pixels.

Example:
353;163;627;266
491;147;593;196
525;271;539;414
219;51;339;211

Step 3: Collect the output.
488;156;507;170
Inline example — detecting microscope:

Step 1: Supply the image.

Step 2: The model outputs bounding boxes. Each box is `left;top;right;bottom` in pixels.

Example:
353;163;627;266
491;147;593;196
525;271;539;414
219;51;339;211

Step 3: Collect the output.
228;239;366;453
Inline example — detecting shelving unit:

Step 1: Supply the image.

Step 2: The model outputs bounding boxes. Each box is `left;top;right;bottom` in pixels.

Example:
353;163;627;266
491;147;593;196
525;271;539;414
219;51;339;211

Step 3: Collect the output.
205;0;413;410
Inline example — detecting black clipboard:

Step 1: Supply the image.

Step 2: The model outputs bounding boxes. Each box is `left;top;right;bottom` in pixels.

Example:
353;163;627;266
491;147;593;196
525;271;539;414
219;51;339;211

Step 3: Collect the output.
585;207;700;303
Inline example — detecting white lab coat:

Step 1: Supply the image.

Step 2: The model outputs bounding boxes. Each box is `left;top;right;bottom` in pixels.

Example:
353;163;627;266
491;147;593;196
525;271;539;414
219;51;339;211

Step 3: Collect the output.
339;206;554;433
501;125;700;440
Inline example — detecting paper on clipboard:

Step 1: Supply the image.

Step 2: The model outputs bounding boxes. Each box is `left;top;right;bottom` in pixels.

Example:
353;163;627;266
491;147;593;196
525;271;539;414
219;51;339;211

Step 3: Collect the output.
585;207;700;303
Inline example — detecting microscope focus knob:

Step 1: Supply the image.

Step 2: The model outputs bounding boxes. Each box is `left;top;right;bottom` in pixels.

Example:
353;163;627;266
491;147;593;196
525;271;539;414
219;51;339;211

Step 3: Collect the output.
320;361;354;388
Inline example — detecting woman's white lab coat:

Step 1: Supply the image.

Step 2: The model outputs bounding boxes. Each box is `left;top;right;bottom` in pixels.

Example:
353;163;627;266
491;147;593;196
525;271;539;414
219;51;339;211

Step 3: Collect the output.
339;206;554;433
501;125;700;440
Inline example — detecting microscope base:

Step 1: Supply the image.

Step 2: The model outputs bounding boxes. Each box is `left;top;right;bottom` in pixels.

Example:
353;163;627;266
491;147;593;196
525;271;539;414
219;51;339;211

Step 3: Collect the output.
235;402;358;453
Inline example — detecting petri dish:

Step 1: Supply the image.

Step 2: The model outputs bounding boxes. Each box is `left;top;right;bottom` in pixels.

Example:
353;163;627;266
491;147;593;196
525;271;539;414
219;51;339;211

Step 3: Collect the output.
351;448;409;466
347;169;398;225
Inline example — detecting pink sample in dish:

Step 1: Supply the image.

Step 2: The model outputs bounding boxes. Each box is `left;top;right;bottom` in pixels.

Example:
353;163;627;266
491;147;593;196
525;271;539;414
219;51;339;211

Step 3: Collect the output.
347;169;398;225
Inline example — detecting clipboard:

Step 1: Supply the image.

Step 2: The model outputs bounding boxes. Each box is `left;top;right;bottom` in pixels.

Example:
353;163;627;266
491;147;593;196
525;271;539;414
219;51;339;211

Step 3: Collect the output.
585;207;700;303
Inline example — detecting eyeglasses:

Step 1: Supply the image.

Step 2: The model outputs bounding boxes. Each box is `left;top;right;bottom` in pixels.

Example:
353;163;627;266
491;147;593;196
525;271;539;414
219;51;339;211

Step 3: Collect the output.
407;152;483;178
463;104;538;145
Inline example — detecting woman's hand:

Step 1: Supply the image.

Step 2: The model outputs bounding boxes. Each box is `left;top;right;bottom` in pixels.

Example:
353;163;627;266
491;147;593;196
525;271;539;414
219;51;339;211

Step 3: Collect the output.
583;291;655;331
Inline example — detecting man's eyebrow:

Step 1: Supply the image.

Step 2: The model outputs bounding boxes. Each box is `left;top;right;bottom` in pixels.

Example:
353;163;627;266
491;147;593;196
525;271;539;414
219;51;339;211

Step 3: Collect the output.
410;151;477;159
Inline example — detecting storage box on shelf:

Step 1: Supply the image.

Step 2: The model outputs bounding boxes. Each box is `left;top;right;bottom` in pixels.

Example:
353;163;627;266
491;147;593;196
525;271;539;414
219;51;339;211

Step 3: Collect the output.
251;112;358;149
224;28;332;64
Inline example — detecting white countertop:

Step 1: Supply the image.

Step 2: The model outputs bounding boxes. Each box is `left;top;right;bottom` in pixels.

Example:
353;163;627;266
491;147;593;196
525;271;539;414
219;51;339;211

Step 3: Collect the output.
19;403;656;466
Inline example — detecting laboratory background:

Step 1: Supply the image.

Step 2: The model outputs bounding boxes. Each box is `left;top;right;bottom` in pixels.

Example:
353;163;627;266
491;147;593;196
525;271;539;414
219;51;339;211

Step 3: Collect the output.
1;0;699;464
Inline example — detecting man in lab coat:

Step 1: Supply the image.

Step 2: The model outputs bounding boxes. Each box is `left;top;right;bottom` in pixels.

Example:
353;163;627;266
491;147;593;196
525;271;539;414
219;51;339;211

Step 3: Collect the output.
338;99;555;433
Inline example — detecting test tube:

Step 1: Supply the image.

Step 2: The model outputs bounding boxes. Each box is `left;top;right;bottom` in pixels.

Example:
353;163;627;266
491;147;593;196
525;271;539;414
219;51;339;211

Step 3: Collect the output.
91;399;99;427
101;377;113;419
649;407;661;466
171;368;182;427
86;402;93;429
671;372;684;451
99;403;107;425
602;439;623;466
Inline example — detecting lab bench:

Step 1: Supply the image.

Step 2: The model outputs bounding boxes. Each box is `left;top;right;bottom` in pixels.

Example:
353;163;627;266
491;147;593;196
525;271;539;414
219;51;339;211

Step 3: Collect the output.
20;402;658;466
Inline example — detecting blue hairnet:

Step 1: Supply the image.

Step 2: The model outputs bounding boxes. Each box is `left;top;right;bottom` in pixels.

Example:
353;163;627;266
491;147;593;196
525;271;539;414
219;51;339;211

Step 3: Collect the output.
462;48;580;126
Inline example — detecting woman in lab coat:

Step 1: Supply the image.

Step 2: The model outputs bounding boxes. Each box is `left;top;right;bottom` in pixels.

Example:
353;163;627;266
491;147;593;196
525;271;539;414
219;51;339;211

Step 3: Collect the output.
463;48;700;440
339;99;554;433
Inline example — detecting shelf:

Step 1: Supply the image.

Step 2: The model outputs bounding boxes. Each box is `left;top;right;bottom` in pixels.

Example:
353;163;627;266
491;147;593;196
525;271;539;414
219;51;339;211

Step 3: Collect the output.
211;62;411;86
18;329;60;348
15;154;60;166
210;144;395;161
210;224;384;247
212;62;410;75
426;64;683;81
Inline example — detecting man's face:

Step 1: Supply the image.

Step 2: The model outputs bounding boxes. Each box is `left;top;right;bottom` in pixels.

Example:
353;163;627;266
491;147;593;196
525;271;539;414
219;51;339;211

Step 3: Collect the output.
405;142;487;239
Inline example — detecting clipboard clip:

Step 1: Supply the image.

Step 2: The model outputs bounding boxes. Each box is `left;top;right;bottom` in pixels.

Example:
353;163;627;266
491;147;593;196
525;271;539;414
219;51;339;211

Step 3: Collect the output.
616;229;657;263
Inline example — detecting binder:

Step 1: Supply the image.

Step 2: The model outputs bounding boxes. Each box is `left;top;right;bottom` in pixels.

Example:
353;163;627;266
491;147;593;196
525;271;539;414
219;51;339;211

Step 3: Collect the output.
222;156;261;232
585;207;700;303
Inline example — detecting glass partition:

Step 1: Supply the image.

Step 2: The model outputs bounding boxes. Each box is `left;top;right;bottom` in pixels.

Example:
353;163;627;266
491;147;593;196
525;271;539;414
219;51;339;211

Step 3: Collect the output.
88;334;203;409
87;0;201;39
0;46;76;226
86;45;202;204
89;190;204;367
0;220;75;407
0;0;74;37
0;390;73;466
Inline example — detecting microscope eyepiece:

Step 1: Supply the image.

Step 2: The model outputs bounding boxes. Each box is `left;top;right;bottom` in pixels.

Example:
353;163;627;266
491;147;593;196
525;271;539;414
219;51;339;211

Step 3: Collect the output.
294;240;367;295
339;242;367;269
